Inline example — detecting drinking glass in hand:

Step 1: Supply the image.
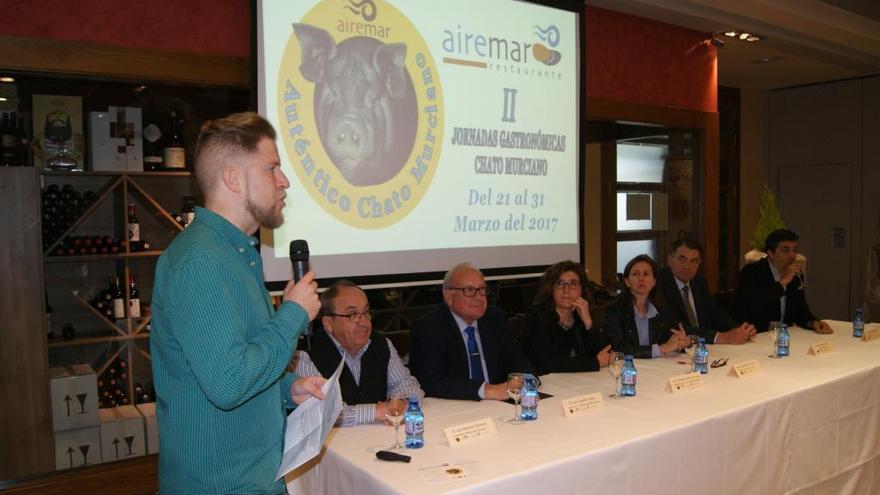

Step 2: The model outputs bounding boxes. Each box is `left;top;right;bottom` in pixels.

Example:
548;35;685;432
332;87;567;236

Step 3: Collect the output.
608;352;625;397
684;335;700;357
506;373;525;424
385;397;407;450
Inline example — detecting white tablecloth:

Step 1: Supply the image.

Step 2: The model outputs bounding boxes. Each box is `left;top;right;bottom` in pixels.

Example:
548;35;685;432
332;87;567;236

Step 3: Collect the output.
287;321;880;494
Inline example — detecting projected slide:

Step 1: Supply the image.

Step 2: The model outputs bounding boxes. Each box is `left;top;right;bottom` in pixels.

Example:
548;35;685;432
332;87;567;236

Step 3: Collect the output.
258;0;581;281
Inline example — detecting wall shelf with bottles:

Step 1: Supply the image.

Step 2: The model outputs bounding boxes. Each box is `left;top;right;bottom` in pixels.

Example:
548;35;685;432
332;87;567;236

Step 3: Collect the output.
41;169;196;412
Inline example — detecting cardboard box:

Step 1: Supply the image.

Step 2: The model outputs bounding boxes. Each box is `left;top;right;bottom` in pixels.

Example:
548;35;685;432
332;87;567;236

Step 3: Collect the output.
136;402;159;454
88;106;143;171
99;405;146;462
54;426;101;470
49;364;99;432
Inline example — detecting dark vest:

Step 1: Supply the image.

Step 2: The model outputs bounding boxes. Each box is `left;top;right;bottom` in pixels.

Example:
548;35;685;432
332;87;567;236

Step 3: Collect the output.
308;330;390;405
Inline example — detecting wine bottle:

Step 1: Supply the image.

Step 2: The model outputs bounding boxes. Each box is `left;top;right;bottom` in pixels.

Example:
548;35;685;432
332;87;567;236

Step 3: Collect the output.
45;292;54;340
62;322;76;341
16;113;29;167
112;275;126;319
182;194;196;227
0;112;16;167
163;110;185;169
128;202;140;242
129;274;141;319
143;122;163;171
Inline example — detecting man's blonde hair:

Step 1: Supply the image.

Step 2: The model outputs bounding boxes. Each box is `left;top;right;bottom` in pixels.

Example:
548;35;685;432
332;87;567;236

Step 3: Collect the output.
193;112;277;195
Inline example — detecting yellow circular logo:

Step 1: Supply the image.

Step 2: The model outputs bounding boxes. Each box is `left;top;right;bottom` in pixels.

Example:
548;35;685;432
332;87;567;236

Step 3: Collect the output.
278;0;443;229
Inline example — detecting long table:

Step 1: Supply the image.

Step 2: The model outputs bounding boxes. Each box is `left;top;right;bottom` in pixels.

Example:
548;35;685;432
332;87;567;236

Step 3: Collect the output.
287;321;880;494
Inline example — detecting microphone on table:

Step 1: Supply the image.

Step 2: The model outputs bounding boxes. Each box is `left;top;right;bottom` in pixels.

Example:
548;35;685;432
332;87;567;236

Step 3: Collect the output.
289;239;310;283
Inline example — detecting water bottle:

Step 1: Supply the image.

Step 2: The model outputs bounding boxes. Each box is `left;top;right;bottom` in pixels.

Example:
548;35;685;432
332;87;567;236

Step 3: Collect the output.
853;308;864;338
693;337;709;374
404;397;424;448
620;355;637;396
776;324;790;357
519;374;539;421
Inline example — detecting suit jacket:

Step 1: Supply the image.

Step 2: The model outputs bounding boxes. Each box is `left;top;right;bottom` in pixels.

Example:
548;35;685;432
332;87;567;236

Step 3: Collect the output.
732;257;817;332
409;305;534;400
658;267;739;342
602;297;675;359
521;304;610;375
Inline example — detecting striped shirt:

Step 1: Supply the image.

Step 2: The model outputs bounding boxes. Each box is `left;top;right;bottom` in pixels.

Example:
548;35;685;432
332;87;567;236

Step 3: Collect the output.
293;333;423;427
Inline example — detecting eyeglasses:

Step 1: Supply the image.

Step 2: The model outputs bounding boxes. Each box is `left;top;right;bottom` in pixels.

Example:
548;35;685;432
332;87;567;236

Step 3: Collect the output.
554;279;581;289
447;286;488;298
326;310;373;323
710;357;728;368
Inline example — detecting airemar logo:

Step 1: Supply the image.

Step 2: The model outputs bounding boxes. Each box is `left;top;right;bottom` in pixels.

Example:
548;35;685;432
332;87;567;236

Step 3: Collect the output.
441;23;562;67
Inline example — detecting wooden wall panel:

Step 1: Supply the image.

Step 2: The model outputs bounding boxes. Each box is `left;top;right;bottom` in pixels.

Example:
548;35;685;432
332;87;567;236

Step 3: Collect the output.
0;167;53;479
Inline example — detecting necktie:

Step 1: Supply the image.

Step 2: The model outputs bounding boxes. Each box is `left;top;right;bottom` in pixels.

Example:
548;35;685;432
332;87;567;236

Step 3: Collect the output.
682;285;698;327
464;326;485;382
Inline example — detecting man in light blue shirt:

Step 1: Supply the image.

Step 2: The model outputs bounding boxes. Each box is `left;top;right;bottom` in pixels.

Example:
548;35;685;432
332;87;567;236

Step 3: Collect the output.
293;280;423;426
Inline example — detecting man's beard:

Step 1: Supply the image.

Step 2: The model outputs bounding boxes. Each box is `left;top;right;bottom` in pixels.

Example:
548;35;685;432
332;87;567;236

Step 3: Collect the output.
245;195;284;230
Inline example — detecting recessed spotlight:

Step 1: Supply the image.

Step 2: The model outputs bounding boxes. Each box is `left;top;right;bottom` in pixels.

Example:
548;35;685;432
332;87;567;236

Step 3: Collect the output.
739;33;750;40
746;35;762;42
0;76;14;83
750;56;784;64
724;31;738;38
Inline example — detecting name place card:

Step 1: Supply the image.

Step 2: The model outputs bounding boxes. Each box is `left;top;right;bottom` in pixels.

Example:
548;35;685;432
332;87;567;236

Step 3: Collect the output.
561;393;604;418
444;418;497;447
862;326;880;342
731;360;761;378
809;341;835;355
668;372;704;394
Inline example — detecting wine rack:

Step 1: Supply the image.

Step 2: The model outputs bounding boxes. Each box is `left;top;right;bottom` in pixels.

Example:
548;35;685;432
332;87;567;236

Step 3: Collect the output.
42;170;197;409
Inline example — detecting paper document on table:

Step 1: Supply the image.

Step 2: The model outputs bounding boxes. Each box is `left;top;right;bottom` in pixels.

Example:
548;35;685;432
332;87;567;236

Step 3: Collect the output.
275;356;344;481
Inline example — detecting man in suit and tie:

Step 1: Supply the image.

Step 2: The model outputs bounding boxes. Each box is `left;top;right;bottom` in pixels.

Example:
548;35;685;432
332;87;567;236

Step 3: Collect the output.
659;237;757;344
733;229;833;333
410;262;535;401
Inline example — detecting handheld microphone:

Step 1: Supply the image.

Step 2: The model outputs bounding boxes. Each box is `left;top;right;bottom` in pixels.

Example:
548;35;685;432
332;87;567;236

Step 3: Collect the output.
289;239;310;283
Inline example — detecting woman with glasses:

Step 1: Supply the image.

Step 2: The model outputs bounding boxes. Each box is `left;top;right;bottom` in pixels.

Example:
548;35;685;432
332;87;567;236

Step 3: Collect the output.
603;254;688;359
522;260;613;375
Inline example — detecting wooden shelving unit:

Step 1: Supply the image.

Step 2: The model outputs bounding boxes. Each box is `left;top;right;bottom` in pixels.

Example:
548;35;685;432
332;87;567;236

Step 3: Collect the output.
41;170;195;407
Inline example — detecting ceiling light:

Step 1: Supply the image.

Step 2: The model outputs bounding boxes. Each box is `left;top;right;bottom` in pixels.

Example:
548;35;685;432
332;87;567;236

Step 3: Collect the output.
724;31;738;38
739;33;750;40
0;97;7;102
0;76;14;83
746;35;762;42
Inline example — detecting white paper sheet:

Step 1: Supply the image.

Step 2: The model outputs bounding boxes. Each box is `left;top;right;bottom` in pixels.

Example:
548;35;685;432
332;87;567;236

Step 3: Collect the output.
275;357;344;480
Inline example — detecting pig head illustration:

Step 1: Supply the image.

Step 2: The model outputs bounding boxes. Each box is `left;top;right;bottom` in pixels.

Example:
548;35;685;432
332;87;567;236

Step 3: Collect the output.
293;23;417;186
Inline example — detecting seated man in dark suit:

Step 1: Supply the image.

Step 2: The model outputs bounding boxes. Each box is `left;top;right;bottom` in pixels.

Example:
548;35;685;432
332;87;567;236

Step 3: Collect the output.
659;237;756;344
733;229;833;333
410;263;535;401
293;280;423;426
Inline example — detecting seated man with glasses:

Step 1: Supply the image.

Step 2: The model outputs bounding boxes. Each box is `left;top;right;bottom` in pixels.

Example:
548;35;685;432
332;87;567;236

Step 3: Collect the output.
410;262;535;401
521;260;613;375
292;280;423;426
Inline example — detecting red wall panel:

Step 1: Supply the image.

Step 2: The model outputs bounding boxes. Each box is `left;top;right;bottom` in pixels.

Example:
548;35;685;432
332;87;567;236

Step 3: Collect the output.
585;6;717;112
1;0;250;57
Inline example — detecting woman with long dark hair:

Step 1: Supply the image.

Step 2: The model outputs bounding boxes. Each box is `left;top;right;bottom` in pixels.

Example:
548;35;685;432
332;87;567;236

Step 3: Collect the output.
603;254;688;359
521;260;612;375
